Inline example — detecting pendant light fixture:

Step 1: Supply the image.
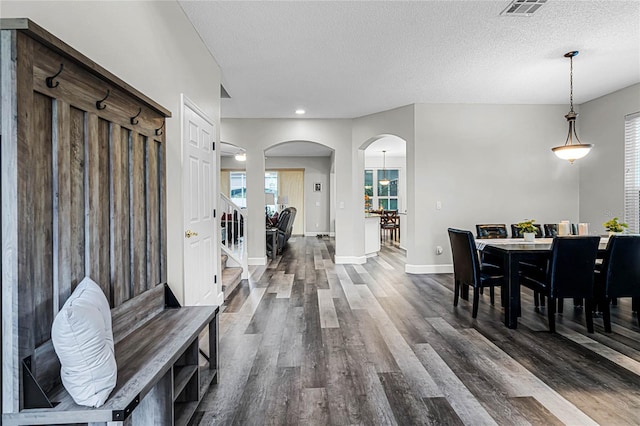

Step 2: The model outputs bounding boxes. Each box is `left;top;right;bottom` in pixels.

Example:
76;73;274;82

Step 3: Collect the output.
379;150;390;186
551;51;593;164
234;150;247;162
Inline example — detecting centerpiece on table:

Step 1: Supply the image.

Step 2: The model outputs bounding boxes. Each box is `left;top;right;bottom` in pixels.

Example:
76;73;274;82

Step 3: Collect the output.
517;219;538;242
603;217;628;235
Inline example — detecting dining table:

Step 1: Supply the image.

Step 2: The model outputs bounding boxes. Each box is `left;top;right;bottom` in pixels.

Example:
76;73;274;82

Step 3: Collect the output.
475;237;609;329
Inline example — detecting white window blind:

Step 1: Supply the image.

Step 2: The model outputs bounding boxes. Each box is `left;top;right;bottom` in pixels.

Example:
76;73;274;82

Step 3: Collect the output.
624;112;640;233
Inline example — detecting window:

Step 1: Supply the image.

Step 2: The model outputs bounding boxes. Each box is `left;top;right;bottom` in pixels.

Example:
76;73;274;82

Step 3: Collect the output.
625;112;640;233
227;171;278;210
229;171;247;208
364;168;399;211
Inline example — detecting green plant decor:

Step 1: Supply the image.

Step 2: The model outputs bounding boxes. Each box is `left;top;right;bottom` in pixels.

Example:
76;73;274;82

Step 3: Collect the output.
516;219;537;234
603;217;628;233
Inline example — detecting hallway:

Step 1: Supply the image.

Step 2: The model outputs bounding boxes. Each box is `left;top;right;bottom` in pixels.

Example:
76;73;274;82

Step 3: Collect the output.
194;237;640;425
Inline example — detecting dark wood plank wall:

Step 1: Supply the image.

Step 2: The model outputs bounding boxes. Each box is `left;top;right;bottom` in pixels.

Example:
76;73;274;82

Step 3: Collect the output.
15;33;168;378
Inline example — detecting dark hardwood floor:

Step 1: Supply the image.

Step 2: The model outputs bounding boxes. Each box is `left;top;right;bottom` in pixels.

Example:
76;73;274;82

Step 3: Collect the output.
194;236;640;425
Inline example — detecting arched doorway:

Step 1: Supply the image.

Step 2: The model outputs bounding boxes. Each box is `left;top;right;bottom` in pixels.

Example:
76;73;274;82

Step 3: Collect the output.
359;135;408;258
263;140;336;238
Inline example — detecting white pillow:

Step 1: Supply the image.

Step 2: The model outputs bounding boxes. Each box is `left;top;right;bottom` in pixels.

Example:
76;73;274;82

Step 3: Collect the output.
52;277;117;407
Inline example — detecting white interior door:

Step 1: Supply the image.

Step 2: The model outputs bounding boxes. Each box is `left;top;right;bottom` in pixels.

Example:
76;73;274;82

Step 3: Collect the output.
182;96;218;306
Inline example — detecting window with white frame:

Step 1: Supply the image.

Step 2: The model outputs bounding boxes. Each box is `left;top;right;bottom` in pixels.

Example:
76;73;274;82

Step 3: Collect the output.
229;171;247;208
364;168;399;211
624;112;640;233
228;171;279;209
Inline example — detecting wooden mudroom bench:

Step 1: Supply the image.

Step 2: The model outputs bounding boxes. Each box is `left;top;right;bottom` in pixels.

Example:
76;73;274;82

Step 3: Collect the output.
2;284;219;425
1;19;219;426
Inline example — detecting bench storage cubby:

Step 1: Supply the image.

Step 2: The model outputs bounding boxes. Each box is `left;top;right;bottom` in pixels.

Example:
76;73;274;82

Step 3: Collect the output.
1;19;219;425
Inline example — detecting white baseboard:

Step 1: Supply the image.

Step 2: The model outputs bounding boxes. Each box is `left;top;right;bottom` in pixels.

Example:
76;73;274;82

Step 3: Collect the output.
216;291;224;305
365;252;378;258
405;264;453;274
335;255;367;265
329;232;335;237
248;256;267;266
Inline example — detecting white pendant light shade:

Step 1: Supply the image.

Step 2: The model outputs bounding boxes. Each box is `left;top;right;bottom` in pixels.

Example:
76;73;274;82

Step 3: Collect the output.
552;144;592;162
235;151;246;161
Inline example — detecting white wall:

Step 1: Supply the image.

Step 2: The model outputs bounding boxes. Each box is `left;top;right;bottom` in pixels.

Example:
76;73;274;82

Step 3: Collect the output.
578;84;640;232
413;104;580;272
266;156;333;235
3;1;222;303
221;119;353;265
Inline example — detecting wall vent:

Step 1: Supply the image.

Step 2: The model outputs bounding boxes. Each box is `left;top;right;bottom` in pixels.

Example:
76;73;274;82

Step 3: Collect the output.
500;0;547;16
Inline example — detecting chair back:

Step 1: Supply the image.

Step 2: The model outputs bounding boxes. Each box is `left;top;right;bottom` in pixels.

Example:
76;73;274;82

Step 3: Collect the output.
476;224;508;239
511;223;544;238
283;207;297;239
544;223;558;237
448;228;480;288
548;236;600;298
601;235;640;298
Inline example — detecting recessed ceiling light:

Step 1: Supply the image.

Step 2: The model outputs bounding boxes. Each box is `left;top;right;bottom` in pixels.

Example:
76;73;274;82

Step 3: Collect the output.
295;109;306;115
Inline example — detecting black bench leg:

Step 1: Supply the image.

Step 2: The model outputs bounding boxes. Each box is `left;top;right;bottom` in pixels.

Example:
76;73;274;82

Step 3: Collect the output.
209;314;219;384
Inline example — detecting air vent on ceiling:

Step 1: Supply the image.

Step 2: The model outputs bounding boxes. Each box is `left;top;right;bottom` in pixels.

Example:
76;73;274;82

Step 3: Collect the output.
500;0;547;16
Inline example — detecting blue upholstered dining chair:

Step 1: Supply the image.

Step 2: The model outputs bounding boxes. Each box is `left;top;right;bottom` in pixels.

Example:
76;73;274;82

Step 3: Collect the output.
475;224;508;239
448;228;505;318
544;223;559;237
594;235;640;332
519;236;600;333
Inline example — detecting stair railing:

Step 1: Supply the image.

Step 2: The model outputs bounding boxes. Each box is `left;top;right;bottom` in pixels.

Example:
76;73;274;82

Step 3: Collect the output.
220;194;248;278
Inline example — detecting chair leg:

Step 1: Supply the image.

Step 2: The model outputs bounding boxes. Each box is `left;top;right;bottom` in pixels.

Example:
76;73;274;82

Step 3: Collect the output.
540;295;546;307
557;298;564;314
585;298;594;333
490;287;495;306
472;288;480;318
632;297;639;313
601;297;611;333
548;297;556;333
461;284;470;301
611;297;618;306
453;280;460;307
534;291;540;308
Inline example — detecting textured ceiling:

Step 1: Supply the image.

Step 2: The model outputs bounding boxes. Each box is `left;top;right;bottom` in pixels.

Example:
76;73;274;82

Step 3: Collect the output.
179;0;640;119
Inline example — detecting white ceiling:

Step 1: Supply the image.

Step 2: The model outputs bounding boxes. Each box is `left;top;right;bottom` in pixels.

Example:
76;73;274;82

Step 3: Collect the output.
179;0;639;119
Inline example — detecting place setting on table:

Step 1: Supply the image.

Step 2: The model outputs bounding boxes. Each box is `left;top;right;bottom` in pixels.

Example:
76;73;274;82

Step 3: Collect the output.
450;218;635;330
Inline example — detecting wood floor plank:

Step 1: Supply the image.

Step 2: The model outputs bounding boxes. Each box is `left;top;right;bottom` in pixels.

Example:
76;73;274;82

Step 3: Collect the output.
317;289;339;329
357;285;442;398
334;264;366;310
413;343;497;426
299;387;329;424
379;372;433;425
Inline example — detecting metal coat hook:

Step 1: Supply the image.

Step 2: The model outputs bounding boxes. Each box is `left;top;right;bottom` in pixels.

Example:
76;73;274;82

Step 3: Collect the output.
46;63;64;88
155;121;165;136
96;89;110;110
130;107;142;125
